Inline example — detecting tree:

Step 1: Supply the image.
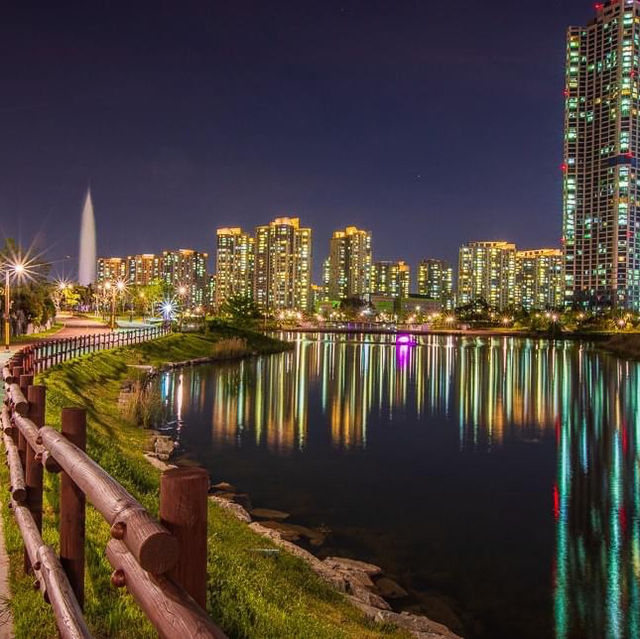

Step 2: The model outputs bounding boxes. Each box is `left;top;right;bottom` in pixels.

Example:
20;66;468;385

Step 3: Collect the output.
339;297;373;320
218;294;263;326
1;239;54;335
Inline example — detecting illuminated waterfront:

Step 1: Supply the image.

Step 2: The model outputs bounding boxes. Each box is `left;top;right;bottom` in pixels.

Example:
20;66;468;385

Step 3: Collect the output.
159;333;640;639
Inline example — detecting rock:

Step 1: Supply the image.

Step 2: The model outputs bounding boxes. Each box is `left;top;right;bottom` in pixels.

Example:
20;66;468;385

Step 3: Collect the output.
259;521;326;546
374;576;408;599
143;453;177;472
347;597;463;639
209;495;252;523
154;436;176;461
212;481;236;492
215;492;253;511
347;584;392;611
248;522;346;591
323;556;383;577
250;507;290;521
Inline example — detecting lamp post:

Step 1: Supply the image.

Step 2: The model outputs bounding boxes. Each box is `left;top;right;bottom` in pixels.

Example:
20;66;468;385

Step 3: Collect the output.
3;261;25;352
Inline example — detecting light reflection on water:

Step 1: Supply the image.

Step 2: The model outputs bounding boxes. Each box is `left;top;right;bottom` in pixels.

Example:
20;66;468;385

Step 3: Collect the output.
158;333;640;639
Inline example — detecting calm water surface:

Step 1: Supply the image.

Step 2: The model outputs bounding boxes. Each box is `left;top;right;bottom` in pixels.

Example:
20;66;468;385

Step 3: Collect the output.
158;333;640;639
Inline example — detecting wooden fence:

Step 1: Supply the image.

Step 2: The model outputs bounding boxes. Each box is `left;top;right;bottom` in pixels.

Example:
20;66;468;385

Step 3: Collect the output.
1;328;228;639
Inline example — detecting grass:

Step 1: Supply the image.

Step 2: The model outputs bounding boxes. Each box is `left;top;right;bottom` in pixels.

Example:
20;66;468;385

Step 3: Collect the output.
0;327;409;639
10;323;64;344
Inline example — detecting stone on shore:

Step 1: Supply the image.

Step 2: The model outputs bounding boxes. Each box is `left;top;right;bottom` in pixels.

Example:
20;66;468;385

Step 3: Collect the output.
250;507;290;521
375;576;408;599
209;495;252;523
212;481;236;492
259;521;326;546
323;556;383;576
215;491;253;511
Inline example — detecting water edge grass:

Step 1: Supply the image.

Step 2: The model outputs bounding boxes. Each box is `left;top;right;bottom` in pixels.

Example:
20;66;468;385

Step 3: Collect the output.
0;329;410;639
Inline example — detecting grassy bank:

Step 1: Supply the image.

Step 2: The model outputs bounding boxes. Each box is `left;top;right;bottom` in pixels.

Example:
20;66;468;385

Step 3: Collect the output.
0;328;408;639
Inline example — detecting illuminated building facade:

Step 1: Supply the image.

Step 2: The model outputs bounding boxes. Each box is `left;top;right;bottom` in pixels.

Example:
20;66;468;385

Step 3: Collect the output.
162;249;208;307
516;249;565;310
254;217;312;311
325;226;372;300
371;261;410;298
96;257;126;283
215;227;255;308
126;254;161;286
417;259;454;308
457;241;517;310
564;0;640;309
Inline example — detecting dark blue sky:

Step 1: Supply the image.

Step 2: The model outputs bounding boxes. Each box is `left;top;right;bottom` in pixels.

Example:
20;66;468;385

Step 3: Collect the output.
1;0;594;282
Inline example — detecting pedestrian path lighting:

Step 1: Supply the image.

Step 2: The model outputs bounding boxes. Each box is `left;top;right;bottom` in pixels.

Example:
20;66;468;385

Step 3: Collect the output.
2;260;25;351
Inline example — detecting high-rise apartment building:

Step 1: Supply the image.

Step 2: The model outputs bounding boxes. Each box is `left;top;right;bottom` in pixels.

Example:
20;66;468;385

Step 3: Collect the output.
417;259;453;307
162;249;208;307
371;261;410;298
564;0;640;309
325;226;372;300
96;257;126;283
215;227;255;307
515;249;565;310
457;241;517;310
254;217;312;311
126;254;162;286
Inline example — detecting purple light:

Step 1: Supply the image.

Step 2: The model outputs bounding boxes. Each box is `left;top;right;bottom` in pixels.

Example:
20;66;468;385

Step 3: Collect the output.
396;334;416;345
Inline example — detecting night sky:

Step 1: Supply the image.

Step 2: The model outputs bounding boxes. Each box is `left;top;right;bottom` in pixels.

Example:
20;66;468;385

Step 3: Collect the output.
2;0;595;282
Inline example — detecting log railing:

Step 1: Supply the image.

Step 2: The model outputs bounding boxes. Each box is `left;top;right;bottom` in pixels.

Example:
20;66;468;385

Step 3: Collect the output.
1;327;228;639
11;325;171;376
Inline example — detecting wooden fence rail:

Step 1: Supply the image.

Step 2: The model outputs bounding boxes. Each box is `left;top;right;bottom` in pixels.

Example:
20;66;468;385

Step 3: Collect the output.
1;326;227;639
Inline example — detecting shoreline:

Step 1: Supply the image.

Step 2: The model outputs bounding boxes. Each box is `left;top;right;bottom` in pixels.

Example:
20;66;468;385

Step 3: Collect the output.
282;325;617;341
1;329;426;639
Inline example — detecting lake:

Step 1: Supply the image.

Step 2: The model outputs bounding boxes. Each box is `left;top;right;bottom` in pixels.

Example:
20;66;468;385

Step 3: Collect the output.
157;332;640;639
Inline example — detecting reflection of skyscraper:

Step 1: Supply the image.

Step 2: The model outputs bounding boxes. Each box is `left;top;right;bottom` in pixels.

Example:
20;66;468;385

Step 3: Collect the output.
554;355;640;639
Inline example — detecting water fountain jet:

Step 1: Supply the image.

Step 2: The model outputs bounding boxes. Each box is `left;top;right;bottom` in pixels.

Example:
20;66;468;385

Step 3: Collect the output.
78;188;96;285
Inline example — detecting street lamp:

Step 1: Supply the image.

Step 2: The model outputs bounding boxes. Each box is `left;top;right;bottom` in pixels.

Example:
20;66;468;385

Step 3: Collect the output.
3;261;25;351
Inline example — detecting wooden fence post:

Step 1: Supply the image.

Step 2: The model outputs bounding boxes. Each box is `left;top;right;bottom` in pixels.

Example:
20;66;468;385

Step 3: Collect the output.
160;467;209;608
60;407;87;608
25;385;45;573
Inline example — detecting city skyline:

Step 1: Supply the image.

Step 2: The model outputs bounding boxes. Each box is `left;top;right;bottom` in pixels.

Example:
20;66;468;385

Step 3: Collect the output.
1;1;597;284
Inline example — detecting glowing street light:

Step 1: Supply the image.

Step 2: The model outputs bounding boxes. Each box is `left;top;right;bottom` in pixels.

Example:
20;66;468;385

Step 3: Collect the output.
3;260;27;351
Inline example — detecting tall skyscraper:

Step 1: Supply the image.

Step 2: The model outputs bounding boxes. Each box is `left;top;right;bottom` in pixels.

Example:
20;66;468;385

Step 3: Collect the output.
325;226;372;300
215;227;255;307
254;217;312;311
417;259;453;307
162;249;208;307
457;241;517;310
126;254;162;286
96;257;126;283
515;249;565;310
564;0;640;309
371;260;410;298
